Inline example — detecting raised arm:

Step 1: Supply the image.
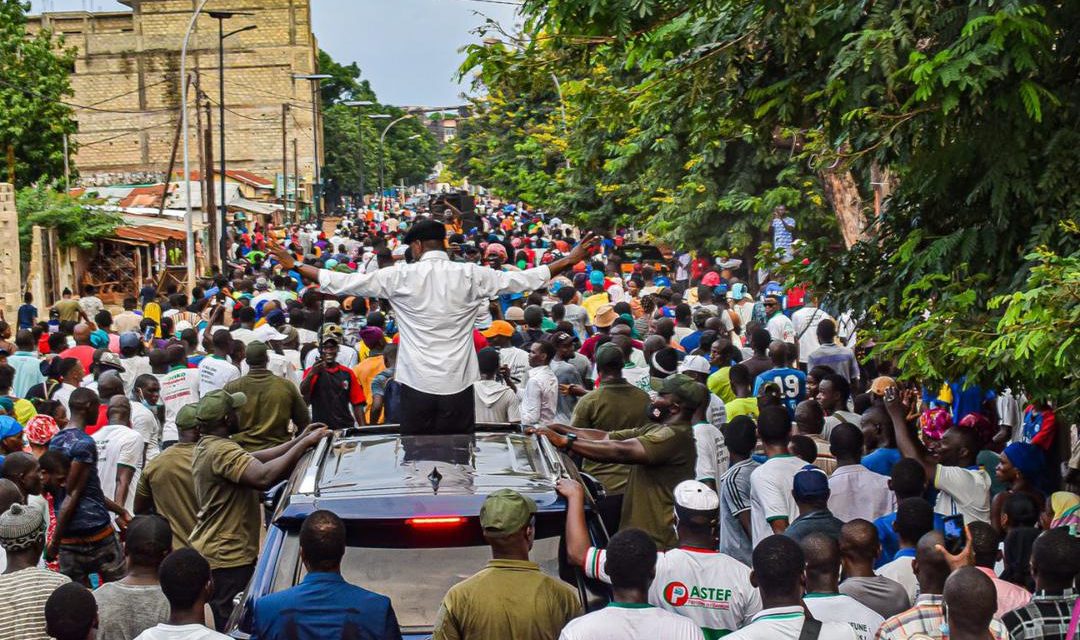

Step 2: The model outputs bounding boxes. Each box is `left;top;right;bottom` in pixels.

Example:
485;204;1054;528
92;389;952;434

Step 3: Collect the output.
527;426;651;464
556;478;591;568
886;388;937;480
269;238;387;298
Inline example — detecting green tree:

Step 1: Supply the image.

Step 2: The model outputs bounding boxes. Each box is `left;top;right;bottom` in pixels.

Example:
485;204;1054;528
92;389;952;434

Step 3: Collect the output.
317;49;437;207
16;185;121;277
0;0;77;187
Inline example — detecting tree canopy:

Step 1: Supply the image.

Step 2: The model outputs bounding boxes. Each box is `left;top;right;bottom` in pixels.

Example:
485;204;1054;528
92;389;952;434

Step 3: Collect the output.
0;0;77;187
319;49;437;207
451;0;1079;411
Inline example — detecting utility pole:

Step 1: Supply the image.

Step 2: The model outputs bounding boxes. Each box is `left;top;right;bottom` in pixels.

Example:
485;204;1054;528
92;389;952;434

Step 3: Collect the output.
292;138;299;221
158;109;183;217
203;96;218;272
281;103;289;223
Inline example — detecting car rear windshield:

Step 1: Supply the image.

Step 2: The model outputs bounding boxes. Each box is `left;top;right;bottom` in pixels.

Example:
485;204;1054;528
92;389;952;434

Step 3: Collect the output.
272;513;579;634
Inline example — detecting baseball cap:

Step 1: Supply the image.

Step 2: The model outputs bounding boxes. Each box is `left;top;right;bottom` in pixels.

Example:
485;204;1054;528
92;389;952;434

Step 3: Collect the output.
119;331;141;350
550;331;574;345
480;489;537;538
792;465;830;501
319;324;344;344
673;480;720;512
194;389;247;424
678;354;711;375
246;341;270;366
652;373;707;409
175;404;199;432
0;416;22;440
505;307;525;322
97;352;125;372
701;272;721;287
265;309;287;327
481;320;514;338
594;343;624;369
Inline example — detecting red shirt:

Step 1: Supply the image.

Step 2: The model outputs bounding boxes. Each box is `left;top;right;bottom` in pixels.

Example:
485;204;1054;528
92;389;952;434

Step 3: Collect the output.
59;345;96;375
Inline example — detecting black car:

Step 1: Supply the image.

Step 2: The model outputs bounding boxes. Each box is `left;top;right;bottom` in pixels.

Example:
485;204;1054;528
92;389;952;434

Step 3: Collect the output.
225;424;611;639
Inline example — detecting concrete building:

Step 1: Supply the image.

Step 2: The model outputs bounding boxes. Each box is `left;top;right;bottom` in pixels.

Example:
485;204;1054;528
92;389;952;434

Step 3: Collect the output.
27;0;323;189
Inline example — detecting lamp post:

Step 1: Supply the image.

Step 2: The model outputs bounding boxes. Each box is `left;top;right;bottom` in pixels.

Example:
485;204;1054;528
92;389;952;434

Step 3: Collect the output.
343;101;390;203
293;73;332;219
379;113;414;204
180;0;212;291
208;11;256;267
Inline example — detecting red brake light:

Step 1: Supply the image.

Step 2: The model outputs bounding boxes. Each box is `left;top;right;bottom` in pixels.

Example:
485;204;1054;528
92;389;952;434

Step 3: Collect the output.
407;516;466;527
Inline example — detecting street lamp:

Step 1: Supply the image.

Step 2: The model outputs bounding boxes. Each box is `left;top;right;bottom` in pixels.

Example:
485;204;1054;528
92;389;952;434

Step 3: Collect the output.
379;114;414;204
293;73;332;219
180;0;212;291
342;100;380;199
208;11;256;267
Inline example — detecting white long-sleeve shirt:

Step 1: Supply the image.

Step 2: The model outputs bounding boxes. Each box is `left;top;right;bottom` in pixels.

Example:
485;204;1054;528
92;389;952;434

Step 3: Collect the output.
518;365;558;427
319;252;551;395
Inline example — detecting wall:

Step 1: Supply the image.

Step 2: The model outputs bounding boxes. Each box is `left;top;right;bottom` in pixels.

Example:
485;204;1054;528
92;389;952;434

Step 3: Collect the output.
0;185;23;319
27;0;320;187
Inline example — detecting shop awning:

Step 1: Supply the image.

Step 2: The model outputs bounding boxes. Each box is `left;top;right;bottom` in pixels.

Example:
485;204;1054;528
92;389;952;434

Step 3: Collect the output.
110;225;187;246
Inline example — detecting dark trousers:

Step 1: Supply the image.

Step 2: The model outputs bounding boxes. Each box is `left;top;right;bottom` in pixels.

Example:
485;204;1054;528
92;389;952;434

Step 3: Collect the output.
399;384;476;435
210;564;255;631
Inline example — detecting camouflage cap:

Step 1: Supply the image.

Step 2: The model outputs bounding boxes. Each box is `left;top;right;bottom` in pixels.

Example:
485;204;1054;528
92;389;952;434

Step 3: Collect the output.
479;489;537;538
175;404;199;432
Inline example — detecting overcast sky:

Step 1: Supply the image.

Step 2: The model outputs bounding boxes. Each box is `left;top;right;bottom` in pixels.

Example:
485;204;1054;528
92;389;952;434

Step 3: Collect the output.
29;0;519;105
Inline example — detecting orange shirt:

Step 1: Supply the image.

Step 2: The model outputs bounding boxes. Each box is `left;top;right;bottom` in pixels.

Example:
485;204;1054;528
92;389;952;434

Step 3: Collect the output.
352;354;386;422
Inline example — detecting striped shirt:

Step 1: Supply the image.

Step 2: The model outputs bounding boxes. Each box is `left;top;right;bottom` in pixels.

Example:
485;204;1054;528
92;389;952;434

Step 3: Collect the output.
0;567;70;640
874;594;1009;640
1001;590;1077;640
718;458;759;566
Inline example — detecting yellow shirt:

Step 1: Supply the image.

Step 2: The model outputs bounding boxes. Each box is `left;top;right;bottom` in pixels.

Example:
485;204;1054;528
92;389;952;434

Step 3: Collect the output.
725;396;760;420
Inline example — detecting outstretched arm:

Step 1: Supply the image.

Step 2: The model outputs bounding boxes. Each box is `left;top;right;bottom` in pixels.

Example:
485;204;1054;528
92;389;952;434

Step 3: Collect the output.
887;388;937;480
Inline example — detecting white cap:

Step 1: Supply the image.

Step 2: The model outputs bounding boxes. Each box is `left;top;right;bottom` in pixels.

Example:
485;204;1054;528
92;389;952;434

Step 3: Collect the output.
679;354;711;375
673;480;719;511
253;324;287;342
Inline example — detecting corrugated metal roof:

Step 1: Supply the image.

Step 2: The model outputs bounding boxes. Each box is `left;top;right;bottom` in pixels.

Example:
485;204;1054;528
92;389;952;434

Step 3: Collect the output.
112;225;187;244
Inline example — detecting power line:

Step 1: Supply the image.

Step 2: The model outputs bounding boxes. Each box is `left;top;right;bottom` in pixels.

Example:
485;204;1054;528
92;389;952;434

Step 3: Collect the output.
0;76;176;114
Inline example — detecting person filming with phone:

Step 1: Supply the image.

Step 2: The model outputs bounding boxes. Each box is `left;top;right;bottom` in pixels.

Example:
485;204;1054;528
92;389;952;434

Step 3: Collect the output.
300;326;366;430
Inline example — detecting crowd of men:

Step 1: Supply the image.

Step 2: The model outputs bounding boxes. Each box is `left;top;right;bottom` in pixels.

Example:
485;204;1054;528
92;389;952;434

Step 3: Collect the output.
0;195;1076;640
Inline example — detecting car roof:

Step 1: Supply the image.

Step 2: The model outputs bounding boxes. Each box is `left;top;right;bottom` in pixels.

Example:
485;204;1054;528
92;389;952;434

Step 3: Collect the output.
277;426;569;521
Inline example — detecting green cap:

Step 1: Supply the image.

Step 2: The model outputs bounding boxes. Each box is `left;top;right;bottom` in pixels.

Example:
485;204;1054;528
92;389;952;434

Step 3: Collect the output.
594;343;624;369
175;404;199;432
480;489;537;538
195;389;247;424
246;340;269;366
651;373;707;409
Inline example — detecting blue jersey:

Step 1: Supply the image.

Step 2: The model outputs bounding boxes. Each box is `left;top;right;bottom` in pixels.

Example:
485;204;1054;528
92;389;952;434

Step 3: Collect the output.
753;367;807;415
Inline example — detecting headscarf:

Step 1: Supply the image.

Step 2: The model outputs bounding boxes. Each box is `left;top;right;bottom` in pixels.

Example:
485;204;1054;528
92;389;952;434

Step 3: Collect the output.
359;327;385;349
143;301;162;337
958;412;996;450
25;415;58;446
1049;491;1080;529
1002;442;1045;484
0;397;14;416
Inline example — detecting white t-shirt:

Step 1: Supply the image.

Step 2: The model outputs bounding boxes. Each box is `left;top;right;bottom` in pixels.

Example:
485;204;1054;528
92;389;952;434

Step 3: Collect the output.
802;593;885;640
197;356;240;394
934;465;991;523
498;346;531;386
229;327;257;345
134;623;231;640
749;455;806;546
92;424;145;515
766;313;795;344
585;546;761;636
130;401;162;459
559;603;705;640
160;367;200;444
726;605;858;640
119;355;152;394
827;465;895;523
876;551;918;602
692;422;729;483
791;306;833;363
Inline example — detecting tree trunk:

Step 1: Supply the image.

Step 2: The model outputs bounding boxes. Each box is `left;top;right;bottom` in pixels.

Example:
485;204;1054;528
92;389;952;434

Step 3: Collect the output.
819;168;865;248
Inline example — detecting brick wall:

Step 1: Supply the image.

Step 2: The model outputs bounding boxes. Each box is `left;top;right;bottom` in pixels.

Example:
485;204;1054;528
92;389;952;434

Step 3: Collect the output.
28;0;319;186
0;185;22;319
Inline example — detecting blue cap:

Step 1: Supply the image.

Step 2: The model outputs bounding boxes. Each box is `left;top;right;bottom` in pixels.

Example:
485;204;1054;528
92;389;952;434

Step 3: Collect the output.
0;415;22;439
654;276;671;287
792;465;830;500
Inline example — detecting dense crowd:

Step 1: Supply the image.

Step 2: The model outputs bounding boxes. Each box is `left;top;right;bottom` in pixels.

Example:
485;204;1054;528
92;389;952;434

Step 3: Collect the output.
0;196;1076;640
